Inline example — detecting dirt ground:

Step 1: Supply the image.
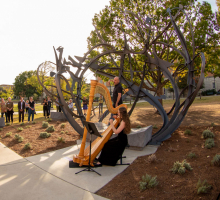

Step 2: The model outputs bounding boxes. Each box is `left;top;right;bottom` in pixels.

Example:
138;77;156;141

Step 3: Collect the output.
0;102;220;199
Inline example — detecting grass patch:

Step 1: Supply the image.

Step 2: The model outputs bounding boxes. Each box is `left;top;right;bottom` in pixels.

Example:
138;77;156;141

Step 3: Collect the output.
46;125;55;132
39;132;51;138
14;134;24;143
20;122;25;126
5;132;12;137
197;179;212;194
17;127;23;132
187;152;197;159
152;125;158;129
60;123;66;129
0;128;3;131
202;129;215;139
23;142;31;150
42;121;49;128
5;123;10;126
171;160;193;174
57;137;65;143
205;138;215;149
211;154;220;166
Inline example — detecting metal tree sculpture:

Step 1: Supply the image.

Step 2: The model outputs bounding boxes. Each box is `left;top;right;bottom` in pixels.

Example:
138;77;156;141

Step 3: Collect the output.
37;6;205;144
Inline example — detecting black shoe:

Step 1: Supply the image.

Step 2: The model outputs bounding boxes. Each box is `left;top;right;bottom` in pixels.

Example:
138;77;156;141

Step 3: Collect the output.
94;163;102;167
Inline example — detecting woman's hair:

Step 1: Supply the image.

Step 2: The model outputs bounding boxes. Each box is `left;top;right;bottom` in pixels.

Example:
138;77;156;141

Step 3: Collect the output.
119;107;131;134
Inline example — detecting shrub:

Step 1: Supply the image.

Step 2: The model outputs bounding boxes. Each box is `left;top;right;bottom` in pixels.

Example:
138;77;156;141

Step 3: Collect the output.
205;138;215;149
25;125;31;128
39;132;51;138
148;154;156;163
136;125;142;128
197;179;212;194
32;121;36;124
17;127;23;132
171;160;192;174
211;154;220;166
58;137;65;143
42;122;49;128
14;134;23;143
187;152;197;159
20;122;25;126
139;174;158;191
184;129;192;135
210;122;215;127
5;123;10;126
23;142;31;150
61;131;65;134
47;118;52;122
152;125;158;129
65;131;68;134
46;125;55;132
0;128;3;131
202;130;215;139
60;123;66;129
6;132;12;137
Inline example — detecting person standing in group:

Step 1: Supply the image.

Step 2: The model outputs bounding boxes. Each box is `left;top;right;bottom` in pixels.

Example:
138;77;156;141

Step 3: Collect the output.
6;97;14;124
47;97;51;118
25;100;29;114
43;98;48;118
68;99;74;111
28;97;35;123
0;98;8;123
99;95;103;117
18;97;25;123
82;96;88;116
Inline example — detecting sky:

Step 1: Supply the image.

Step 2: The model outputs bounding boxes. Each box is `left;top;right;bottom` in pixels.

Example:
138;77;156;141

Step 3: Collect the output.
0;0;218;85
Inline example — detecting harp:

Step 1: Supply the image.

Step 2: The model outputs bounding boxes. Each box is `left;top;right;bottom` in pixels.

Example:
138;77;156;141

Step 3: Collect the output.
73;80;127;166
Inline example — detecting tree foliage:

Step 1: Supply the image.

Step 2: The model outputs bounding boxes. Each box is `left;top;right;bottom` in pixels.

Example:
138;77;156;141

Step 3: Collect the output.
87;0;220;99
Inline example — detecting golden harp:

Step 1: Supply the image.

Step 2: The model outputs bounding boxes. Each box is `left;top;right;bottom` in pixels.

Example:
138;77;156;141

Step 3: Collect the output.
73;80;127;166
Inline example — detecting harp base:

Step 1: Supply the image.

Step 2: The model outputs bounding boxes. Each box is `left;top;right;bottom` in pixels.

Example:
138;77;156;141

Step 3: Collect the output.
75;166;101;176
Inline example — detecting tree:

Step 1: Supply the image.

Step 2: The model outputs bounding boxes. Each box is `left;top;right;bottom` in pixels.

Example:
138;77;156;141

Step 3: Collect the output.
0;87;14;99
13;71;38;98
87;0;220;105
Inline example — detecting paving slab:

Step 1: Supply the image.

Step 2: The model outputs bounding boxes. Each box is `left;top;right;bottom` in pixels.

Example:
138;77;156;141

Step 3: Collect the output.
26;142;159;193
0;161;109;200
0;142;27;166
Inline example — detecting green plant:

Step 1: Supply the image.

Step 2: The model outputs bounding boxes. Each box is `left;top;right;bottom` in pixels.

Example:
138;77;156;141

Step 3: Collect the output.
58;137;65;143
148;154;156;163
42;121;49;128
32;121;36;124
20;122;25;126
211;154;220;166
152;125;158;129
23;142;31;150
17;127;23;132
5;123;10;126
187;152;197;159
61;131;65;134
0;128;3;131
205;138;215;149
5;132;12;137
210;122;215;127
197;179;212;194
136;125;142;128
65;131;68;134
14;134;23;143
39;132;51;138
139;174;158;191
171;160;192;174
184;129;192;135
46;125;55;132
47;118;52;122
202;130;215;139
25;125;31;128
60;123;66;129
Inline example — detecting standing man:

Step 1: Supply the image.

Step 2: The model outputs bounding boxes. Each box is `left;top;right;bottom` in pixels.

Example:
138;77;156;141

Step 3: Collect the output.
6;97;14;124
18;97;25;123
112;76;123;108
47;97;51;118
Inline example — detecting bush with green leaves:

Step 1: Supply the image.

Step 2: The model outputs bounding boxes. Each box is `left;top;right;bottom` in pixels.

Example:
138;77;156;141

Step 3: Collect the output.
23;142;31;150
171;160;193;174
46;125;55;132
6;132;12;137
58;137;65;143
139;174;158;191
184;129;192;135
39;132;51;138
205;138;215;149
211;154;220;166
60;131;65;134
210;122;215;127
25;125;31;128
187;152;197;159
42;121;49;128
202;130;214;139
17;127;23;132
20;122;25;126
32;121;36;124
47;118;52;122
197;179;212;194
14;134;23;143
152;125;158;129
60;123;66;129
5;123;10;126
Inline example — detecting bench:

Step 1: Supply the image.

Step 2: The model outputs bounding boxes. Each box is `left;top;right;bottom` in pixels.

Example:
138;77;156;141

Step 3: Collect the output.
0;117;5;128
51;112;67;121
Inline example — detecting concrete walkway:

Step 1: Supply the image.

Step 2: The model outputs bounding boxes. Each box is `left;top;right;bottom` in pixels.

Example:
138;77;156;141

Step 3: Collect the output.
0;140;158;200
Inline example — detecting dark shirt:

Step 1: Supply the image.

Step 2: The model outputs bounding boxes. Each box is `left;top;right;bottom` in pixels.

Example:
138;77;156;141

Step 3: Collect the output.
83;99;88;105
113;83;123;106
29;100;35;108
43;101;48;107
48;100;51;107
